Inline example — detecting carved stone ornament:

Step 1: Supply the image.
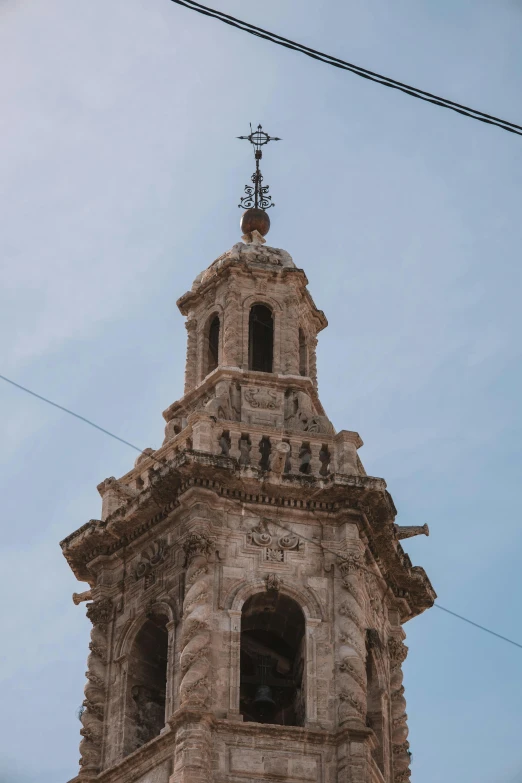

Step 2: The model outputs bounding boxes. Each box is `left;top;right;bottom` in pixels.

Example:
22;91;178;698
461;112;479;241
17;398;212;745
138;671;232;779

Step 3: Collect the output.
251;520;272;547
264;573;281;592
338;689;365;718
339;552;362;576
251;521;300;567
284;389;333;435
86;598;112;627
278;532;299;550
388;637;408;667
338;602;360;624
338;658;365;689
183;532;212;565
393;741;410;757
244;387;280;410
135;539;168;580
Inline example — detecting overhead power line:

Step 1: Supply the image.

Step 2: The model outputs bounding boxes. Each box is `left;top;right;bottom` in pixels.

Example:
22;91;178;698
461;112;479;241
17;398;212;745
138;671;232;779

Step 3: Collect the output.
433;604;522;650
2;370;521;652
169;0;522;138
0;373;148;459
272;516;522;651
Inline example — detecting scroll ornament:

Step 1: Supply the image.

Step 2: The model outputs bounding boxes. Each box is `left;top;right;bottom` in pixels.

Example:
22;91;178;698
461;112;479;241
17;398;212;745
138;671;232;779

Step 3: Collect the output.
134;539;168;584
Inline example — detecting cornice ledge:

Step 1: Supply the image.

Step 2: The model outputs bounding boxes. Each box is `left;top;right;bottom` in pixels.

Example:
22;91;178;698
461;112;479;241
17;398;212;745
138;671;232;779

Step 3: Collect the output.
162;366;322;422
331;473;387;492
214;717;372;745
89;725;175;783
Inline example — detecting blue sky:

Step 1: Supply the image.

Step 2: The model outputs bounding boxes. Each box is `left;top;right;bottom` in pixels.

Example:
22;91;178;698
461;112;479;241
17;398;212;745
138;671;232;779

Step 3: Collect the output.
1;1;521;781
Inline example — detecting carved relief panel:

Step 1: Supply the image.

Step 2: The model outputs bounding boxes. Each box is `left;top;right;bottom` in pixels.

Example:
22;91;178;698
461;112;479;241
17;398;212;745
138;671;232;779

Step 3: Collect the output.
250;519;300;563
241;385;284;428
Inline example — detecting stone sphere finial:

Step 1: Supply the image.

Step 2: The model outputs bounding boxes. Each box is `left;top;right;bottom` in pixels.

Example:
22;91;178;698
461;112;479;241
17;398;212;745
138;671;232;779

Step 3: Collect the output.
240;208;270;238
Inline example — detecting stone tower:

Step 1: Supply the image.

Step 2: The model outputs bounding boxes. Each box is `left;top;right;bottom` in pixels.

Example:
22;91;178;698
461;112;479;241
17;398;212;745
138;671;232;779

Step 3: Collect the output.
62;143;435;783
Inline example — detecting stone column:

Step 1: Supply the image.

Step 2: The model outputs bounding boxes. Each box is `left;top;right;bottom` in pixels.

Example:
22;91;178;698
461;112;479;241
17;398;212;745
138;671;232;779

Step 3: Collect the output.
335;431;363;475
282;295;300;375
188;413;215;454
223;284;242;368
227;609;242;717
228;429;242;462
389;637;410;783
179;532;213;709
335;551;367;728
305;618;321;726
309;442;323;477
171;531;214;783
166;619;176;720
79;597;113;776
171;717;213;783
184;318;198;394
287;437;303;474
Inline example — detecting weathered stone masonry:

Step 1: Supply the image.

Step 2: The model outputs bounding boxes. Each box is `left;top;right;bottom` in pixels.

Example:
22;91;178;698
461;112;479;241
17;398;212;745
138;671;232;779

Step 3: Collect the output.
62;233;435;783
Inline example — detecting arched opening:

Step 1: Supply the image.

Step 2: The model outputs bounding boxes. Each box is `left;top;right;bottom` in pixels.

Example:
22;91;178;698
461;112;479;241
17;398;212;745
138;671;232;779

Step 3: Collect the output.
124;613;169;755
299;329;307;376
207;314;220;374
366;637;385;774
240;592;305;726
249;304;274;373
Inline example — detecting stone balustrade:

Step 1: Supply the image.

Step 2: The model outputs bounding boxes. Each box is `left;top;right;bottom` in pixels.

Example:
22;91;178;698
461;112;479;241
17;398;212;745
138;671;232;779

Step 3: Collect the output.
97;415;366;520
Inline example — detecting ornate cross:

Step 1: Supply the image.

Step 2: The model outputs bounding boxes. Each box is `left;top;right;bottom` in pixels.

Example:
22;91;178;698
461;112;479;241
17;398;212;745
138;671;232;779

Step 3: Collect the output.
237;123;281;210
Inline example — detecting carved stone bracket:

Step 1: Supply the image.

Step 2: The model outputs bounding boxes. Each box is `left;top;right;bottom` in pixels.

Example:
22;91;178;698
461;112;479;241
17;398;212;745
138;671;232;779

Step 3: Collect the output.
86;598;113;628
264;573;281;592
339;552;362;577
388;637;408;669
183;532;213;565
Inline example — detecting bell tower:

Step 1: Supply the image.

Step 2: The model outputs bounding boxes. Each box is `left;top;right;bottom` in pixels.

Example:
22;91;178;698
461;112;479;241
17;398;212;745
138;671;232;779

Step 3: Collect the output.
62;127;435;783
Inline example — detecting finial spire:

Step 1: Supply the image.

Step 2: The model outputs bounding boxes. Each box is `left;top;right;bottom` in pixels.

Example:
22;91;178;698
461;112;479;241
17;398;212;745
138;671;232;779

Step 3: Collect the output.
237;124;281;211
238;124;281;242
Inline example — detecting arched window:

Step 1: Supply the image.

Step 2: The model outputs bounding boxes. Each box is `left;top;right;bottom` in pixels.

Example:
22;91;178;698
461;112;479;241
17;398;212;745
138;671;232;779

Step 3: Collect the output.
207;314;220;374
124;613;169;755
249;304;273;373
299;328;307;376
240;592;305;726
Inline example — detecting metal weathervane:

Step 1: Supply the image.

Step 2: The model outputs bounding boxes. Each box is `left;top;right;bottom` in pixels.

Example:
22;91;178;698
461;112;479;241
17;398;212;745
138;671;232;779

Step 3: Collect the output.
238;124;281;210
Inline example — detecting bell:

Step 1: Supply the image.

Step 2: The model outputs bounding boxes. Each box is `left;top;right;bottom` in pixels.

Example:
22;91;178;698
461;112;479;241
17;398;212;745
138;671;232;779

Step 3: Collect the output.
253;684;276;708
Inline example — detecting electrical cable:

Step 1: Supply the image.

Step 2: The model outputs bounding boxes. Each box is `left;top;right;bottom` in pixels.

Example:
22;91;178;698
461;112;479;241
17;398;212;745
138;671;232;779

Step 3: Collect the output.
169;0;522;138
267;515;522;650
1;370;521;651
0;373;154;461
